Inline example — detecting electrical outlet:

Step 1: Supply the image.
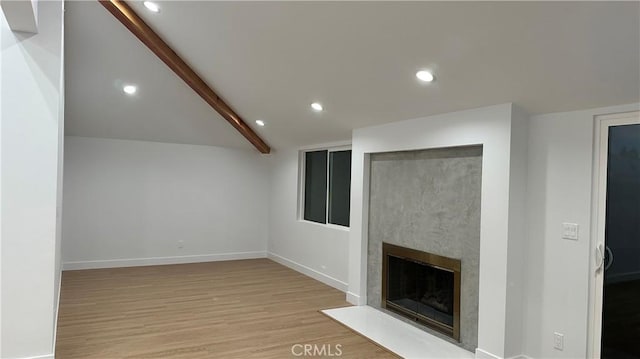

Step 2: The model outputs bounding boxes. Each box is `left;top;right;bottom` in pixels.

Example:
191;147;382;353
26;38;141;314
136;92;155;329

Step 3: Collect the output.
553;332;564;350
178;240;184;249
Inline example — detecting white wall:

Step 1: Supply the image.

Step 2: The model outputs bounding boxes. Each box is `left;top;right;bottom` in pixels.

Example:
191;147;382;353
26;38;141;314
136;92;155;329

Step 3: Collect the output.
53;0;65;344
504;105;528;358
62;136;269;269
267;148;349;291
1;1;64;358
348;104;525;359
523;103;640;359
57;102;640;359
1;12;3;356
267;103;640;359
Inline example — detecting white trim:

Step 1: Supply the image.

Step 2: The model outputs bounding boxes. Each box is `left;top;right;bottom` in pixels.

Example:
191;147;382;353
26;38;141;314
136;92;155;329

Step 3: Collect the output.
346;291;363;305
62;251;267;270
267;252;348;292
7;354;54;359
595;110;640;121
297;218;350;232
324;223;350;231
475;348;501;359
297;149;306;220
52;269;62;354
298;140;352;152
588;110;639;359
328;145;353;153
474;348;532;359
298;144;353;228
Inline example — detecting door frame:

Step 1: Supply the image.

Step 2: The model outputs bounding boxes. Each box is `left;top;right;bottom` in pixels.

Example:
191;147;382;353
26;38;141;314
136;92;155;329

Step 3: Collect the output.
588;111;640;359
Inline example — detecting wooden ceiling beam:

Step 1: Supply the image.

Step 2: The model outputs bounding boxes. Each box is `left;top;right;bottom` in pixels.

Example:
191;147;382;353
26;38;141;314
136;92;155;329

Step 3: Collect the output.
99;0;271;154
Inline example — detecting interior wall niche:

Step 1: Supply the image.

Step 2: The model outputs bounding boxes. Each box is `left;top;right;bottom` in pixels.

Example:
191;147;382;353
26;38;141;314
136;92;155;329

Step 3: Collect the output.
367;145;482;352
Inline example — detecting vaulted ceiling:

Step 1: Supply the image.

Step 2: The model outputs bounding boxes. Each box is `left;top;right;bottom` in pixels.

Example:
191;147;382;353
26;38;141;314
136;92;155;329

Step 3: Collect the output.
65;1;640;151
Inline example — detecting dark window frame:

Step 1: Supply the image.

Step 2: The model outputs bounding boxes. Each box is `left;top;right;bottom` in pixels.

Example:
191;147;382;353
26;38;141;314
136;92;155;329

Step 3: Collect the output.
300;146;352;228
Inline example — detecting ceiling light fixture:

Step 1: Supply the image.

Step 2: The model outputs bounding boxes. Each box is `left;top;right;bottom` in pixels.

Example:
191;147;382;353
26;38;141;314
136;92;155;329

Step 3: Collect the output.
143;1;160;13
311;102;323;112
123;85;137;95
255;120;265;127
416;70;435;82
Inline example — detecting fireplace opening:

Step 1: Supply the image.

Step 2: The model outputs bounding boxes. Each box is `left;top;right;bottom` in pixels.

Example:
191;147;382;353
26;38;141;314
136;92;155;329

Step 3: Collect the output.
382;242;461;341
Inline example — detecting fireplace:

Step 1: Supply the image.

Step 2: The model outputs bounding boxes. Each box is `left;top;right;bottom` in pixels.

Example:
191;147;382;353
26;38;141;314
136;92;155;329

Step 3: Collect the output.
382;242;461;341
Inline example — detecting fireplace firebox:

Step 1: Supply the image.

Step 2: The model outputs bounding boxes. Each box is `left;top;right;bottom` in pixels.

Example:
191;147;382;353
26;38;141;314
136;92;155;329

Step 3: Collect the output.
382;242;461;341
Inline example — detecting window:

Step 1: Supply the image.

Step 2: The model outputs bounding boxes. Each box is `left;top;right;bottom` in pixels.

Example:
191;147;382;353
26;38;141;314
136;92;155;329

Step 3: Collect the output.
302;148;352;227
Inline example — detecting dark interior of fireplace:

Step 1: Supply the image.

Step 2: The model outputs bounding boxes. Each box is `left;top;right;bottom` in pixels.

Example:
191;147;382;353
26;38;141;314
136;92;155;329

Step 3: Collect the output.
387;254;455;326
382;242;461;340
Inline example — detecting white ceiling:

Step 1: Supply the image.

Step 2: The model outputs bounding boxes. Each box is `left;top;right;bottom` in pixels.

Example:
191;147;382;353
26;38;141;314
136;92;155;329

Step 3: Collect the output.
64;1;253;149
65;1;640;151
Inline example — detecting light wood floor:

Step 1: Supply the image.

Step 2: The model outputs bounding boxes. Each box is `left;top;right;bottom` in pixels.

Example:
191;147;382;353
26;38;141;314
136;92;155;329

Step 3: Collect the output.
56;259;397;358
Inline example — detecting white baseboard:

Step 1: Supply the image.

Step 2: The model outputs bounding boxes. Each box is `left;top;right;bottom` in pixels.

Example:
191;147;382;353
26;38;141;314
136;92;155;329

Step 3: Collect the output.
346;291;364;305
62;251;267;270
476;348;501;359
267;252;348;292
9;354;54;359
475;349;532;359
6;279;61;359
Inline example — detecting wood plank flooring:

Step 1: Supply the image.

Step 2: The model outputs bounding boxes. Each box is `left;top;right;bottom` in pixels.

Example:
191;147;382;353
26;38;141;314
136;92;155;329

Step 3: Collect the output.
56;259;397;358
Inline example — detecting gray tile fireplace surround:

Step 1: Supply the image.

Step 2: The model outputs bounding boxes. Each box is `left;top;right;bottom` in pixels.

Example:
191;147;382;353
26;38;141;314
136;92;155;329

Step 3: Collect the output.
367;146;482;352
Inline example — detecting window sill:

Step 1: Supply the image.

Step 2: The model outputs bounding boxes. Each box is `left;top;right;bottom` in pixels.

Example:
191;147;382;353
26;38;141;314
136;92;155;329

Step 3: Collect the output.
298;219;351;232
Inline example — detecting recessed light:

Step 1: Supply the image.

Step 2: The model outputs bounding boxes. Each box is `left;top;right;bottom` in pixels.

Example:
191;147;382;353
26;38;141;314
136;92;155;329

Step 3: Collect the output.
416;70;434;82
123;85;137;95
311;102;323;112
143;1;160;13
255;120;265;127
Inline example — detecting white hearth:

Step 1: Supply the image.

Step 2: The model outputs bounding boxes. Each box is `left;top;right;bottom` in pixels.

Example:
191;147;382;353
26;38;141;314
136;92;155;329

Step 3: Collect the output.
323;306;474;359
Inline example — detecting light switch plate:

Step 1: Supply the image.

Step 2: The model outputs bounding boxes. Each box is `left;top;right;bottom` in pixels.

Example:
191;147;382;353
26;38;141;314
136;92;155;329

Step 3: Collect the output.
562;223;579;240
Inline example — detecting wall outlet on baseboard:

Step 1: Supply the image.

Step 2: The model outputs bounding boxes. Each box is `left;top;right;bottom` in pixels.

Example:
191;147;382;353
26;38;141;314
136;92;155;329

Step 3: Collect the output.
553;332;564;350
177;240;184;249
